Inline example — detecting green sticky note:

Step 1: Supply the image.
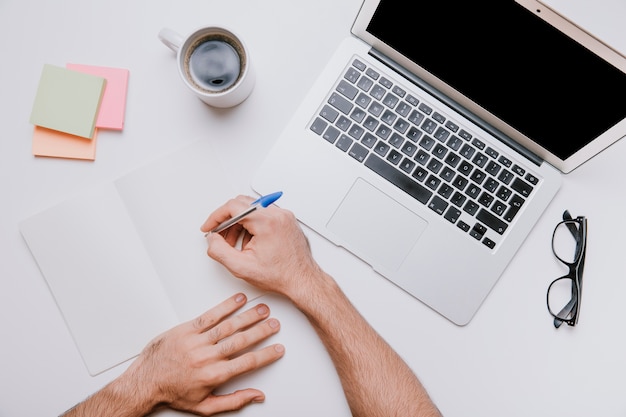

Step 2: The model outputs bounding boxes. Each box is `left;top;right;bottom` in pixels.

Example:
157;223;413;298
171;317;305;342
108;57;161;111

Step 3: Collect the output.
29;64;107;139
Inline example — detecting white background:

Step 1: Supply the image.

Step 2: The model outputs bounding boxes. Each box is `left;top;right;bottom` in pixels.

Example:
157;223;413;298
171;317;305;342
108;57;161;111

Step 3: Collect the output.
2;0;626;416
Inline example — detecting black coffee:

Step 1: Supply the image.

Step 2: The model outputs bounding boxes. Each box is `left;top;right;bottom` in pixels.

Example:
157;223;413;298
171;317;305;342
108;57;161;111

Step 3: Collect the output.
188;39;240;92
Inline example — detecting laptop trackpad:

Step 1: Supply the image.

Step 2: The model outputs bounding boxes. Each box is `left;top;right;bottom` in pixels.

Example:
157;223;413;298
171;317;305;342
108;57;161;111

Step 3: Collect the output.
326;178;428;272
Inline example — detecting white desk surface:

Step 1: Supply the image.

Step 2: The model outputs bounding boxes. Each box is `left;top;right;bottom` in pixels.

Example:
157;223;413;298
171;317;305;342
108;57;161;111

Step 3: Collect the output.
2;1;626;416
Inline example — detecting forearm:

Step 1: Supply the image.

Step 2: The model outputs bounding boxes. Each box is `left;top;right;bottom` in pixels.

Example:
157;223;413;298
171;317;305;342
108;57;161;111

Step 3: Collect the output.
291;271;441;417
61;370;158;417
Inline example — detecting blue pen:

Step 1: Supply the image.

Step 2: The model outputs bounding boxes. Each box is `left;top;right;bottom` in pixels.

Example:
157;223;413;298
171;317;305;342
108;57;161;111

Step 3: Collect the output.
206;191;283;235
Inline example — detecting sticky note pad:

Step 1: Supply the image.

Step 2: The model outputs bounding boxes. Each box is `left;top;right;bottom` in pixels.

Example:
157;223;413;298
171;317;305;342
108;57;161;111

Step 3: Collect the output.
67;64;129;130
32;126;98;161
29;64;106;139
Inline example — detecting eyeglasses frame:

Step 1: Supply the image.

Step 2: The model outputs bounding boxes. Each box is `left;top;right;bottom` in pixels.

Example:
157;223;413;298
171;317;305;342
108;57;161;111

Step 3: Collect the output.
546;210;587;328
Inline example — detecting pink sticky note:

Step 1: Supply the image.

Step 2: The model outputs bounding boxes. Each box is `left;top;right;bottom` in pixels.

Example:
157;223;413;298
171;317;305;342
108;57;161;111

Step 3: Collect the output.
32;126;98;161
66;64;129;130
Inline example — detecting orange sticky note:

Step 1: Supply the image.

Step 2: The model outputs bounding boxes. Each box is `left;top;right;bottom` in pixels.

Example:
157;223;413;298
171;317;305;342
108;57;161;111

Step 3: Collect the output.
32;126;98;161
66;64;129;130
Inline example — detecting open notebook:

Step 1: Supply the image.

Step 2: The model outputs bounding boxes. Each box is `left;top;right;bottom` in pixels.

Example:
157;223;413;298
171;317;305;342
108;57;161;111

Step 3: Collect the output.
20;139;351;414
20;140;264;376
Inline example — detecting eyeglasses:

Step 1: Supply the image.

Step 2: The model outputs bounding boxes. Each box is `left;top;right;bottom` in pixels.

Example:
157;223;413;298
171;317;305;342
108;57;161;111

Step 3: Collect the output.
546;210;587;328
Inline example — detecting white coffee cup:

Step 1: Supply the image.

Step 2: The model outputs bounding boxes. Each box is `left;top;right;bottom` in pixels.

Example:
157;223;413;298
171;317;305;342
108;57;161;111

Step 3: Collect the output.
158;26;255;108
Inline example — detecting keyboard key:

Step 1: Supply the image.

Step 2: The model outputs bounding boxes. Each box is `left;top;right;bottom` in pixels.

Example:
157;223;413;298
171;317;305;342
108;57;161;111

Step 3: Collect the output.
392;85;406;97
408;109;425;125
401;141;417;157
336;135;352;151
419;136;435;150
352;59;366;71
511;177;533;197
366;68;379;79
388;132;404;148
445;120;459;132
368;102;384;117
414;149;429;165
458;129;472;140
370;85;386;100
357;76;374;92
450;191;466;207
355;92;372;108
444;207;461;223
382;92;399;108
459;143;475;159
525;173;539;185
364;154;433;204
387;149;402;165
379;77;393;89
444;152;461;168
349;143;368;162
421;118;437;134
344;67;360;83
482;237;496;249
406;94;419;106
336;115;351;131
433;126;450;142
477;209;508;234
412;166;428;181
438;183;454;199
320;105;339;122
350;107;367;123
399;158;416;173
396;102;411;117
432;144;447;159
498;169;514;185
323;126;340;143
348;124;365;140
361;132;377;148
478;191;494;207
336;80;359;99
428;195;448;215
425;174;441;190
463;200;479;215
310;117;327;135
432;112;446;124
328;93;353;114
406;126;423;142
447;135;463;151
381;109;397;125
363;116;379;131
418;102;432;115
374;141;390;157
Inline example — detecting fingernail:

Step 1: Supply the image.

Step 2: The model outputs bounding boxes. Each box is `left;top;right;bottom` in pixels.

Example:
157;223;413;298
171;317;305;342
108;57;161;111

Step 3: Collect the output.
253;395;265;403
235;294;246;303
274;344;285;353
256;304;269;315
268;318;280;328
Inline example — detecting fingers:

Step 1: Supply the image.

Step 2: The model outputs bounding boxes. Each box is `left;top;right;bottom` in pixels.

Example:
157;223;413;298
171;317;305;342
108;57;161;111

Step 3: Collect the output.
190;293;249;333
195;388;265;416
200;195;254;234
204;303;273;345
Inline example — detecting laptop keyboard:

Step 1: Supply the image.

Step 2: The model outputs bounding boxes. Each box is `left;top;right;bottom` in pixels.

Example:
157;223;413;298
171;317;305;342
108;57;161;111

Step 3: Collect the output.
309;57;542;250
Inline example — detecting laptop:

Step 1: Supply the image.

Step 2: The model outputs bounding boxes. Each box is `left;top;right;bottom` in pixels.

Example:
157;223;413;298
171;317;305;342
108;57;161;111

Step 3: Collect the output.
252;0;626;325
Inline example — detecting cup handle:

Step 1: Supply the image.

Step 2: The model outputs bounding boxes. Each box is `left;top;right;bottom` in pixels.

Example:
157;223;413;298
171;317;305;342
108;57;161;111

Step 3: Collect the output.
158;28;183;53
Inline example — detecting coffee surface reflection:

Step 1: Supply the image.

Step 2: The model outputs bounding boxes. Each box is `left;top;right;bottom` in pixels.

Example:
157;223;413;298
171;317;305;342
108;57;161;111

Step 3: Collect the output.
188;40;240;92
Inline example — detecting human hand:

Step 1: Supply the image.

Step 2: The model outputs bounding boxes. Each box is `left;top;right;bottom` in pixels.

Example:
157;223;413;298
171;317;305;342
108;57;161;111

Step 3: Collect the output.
120;293;284;416
200;195;324;300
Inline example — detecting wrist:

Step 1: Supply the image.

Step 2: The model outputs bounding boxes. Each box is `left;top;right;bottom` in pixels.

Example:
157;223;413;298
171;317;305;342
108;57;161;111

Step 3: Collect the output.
106;364;161;416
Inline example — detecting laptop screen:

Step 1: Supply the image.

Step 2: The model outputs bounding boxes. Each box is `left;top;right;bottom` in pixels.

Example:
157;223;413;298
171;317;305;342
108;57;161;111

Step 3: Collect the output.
365;0;626;165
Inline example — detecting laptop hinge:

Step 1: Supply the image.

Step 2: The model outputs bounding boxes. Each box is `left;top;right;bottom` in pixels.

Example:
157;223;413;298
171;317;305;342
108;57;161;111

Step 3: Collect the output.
368;48;544;167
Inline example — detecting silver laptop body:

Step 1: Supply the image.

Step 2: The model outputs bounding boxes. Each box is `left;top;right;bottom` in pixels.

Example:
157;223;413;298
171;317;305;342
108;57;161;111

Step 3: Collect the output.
253;0;626;325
